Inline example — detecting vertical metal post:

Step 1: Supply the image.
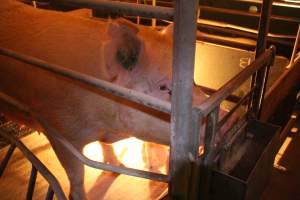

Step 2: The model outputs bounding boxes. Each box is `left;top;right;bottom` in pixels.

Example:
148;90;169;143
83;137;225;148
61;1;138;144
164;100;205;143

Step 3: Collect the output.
169;0;199;199
250;0;273;118
151;0;157;27
0;144;16;177
200;107;219;200
189;109;203;200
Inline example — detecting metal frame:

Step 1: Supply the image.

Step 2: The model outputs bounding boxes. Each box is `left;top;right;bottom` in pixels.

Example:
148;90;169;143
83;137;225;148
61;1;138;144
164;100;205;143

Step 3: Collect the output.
0;0;277;199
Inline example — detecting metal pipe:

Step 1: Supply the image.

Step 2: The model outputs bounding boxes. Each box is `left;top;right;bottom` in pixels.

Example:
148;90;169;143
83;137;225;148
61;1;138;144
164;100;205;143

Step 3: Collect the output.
251;0;274;118
289;25;300;68
199;5;300;23
45;187;54;200
168;0;199;199
61;0;174;20
0;47;171;114
0;92;169;183
0;130;67;200
26;166;38;200
0;144;16;177
195;47;274;116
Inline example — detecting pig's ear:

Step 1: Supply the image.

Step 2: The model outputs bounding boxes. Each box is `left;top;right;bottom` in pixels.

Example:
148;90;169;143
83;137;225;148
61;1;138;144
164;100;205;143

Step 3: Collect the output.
104;19;143;78
161;23;174;36
107;18;139;38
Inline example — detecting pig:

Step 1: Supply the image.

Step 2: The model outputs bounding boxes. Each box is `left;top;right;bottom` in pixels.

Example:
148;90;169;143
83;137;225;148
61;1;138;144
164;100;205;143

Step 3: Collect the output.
0;1;235;199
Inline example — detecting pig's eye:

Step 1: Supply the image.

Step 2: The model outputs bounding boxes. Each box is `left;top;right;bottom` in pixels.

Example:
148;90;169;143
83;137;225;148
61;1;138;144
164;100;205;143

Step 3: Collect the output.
159;85;168;91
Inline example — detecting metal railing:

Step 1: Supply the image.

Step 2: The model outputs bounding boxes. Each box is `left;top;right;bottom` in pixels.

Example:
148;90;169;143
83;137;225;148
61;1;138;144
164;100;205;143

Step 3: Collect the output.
0;0;276;199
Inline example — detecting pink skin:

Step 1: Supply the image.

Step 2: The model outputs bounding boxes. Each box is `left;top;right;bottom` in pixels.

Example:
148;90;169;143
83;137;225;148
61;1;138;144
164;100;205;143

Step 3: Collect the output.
0;1;236;199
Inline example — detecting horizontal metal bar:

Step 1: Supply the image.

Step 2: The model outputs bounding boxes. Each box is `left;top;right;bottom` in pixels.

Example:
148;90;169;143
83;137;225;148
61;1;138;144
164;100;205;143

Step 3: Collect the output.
200;5;300;23
195;46;275;116
0;47;171;114
195;85;243;103
62;0;174;20
0;130;67;200
0;92;169;183
217;87;254;131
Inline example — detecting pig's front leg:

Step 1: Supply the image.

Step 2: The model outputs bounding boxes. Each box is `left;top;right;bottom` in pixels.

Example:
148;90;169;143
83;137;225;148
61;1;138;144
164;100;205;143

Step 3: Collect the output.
46;134;87;200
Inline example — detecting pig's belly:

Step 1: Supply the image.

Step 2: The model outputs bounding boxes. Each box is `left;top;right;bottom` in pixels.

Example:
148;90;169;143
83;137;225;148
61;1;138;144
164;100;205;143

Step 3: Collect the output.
0;57;170;145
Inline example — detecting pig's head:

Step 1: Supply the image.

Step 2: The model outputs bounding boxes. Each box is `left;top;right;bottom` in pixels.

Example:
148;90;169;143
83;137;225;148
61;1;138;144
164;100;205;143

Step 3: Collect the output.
103;19;174;102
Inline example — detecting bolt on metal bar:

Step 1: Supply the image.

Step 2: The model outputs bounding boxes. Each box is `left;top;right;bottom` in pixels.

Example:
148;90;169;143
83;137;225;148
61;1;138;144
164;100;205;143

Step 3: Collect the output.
26;165;38;200
0;129;67;200
0;144;16;177
0;47;171;114
195;47;275;116
61;0;174;20
0;92;169;183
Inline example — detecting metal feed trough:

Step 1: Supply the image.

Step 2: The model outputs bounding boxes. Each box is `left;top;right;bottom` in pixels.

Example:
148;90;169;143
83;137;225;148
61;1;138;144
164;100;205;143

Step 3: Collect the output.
0;0;289;199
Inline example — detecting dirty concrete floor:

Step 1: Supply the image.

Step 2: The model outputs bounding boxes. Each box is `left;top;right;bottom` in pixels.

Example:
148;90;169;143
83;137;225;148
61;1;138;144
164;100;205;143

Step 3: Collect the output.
261;112;300;200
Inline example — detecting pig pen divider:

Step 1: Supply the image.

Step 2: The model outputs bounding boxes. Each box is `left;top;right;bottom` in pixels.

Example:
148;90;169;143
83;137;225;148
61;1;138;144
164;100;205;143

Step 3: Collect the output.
0;0;277;199
192;46;276;199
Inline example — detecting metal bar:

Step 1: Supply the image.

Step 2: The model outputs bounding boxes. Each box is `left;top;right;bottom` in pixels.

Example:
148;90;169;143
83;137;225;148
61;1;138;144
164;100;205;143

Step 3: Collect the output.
0;129;67;200
0;144;16;177
199;107;219;200
61;0;174;20
196;47;274;116
26;166;38;200
199;5;300;23
195;84;243;103
0;47;171;114
289;25;300;68
250;0;274;118
45;186;54;200
217;87;254;131
169;0;199;199
0;92;169;183
188;109;203;200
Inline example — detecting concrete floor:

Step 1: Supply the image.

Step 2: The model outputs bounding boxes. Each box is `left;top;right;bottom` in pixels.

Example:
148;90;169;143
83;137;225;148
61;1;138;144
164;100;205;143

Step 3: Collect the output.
261;112;300;200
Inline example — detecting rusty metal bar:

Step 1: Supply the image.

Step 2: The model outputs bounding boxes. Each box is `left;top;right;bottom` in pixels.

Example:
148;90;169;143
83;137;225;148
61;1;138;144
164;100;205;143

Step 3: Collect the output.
0;47;171;114
251;0;274;118
26;165;38;200
168;0;199;199
196;47;274;116
0;144;16;177
45;187;54;200
0;92;169;183
61;0;174;20
0;129;67;200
